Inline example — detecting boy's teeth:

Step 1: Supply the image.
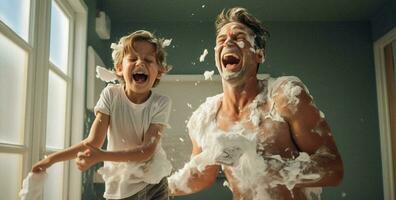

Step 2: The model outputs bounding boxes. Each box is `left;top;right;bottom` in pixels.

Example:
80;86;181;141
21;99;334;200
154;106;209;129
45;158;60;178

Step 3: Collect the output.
133;73;148;82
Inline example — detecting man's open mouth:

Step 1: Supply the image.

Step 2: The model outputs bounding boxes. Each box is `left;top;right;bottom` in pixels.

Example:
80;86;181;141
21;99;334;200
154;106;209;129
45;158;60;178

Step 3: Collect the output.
222;53;241;71
132;72;148;83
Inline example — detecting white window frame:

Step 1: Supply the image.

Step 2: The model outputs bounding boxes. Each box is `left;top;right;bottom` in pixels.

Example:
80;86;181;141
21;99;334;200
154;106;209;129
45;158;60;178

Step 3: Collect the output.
46;2;75;197
0;0;86;199
67;1;87;199
374;26;396;200
0;1;33;156
0;0;41;197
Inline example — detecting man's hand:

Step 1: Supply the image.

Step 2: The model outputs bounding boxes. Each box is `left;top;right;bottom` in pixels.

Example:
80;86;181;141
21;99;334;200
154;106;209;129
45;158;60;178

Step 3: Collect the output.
213;133;257;166
215;146;243;166
75;142;104;171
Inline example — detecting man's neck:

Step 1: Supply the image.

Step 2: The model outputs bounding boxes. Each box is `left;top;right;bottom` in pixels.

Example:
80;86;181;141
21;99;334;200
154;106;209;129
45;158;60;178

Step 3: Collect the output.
221;76;261;116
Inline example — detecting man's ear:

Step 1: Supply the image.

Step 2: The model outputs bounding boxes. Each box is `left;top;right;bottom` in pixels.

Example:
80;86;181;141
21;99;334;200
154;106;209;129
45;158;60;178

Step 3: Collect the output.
255;49;265;63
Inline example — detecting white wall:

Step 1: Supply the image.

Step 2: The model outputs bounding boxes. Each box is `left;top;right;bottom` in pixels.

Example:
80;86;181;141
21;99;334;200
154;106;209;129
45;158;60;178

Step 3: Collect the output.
153;75;223;170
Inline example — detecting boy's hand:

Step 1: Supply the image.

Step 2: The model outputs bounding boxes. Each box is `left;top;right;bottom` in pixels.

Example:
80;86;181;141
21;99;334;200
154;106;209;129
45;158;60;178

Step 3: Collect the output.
75;142;103;171
31;157;53;173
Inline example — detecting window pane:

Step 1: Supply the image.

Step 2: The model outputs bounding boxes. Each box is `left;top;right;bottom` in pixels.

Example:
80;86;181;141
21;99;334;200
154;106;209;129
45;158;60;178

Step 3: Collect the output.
44;162;64;200
0;32;28;144
49;1;69;74
46;71;67;148
0;153;22;200
0;0;30;41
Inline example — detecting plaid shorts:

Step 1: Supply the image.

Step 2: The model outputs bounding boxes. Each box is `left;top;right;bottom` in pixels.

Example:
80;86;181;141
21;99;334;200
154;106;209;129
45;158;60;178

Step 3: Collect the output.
109;178;169;200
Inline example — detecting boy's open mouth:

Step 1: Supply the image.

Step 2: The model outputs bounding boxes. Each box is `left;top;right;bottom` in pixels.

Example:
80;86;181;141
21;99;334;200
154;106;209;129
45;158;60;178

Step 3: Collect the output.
132;72;148;83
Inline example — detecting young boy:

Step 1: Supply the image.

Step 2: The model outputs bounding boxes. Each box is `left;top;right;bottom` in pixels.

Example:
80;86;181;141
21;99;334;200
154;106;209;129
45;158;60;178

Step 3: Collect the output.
32;30;173;200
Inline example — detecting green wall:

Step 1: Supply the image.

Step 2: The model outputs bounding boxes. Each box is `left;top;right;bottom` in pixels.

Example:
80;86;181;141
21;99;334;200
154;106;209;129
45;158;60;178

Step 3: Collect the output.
371;0;396;41
83;1;384;199
84;0;113;68
82;0;109;199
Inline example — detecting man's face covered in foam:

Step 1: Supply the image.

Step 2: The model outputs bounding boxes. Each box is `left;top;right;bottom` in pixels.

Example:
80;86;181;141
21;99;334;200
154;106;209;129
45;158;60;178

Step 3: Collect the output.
215;22;261;84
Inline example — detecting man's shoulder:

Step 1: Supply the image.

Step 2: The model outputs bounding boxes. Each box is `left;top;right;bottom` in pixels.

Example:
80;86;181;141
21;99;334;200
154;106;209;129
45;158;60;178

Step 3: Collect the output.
187;93;222;141
188;93;223;123
268;75;304;88
196;93;223;113
267;75;309;96
267;75;313;115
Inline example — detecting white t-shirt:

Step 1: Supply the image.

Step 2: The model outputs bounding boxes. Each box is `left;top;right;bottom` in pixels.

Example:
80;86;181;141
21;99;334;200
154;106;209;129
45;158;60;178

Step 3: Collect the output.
94;84;172;199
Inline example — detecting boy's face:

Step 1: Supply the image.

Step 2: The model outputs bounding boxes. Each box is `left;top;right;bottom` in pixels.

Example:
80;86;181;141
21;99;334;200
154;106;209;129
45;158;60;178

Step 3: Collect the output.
116;40;162;94
215;22;262;84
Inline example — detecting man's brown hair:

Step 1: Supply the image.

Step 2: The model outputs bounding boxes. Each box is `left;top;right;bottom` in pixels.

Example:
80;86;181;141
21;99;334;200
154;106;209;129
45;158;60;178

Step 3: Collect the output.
215;7;270;51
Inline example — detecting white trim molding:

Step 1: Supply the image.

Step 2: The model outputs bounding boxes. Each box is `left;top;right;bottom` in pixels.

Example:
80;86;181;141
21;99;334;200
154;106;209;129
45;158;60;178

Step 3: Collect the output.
67;0;87;200
161;74;270;82
374;26;396;200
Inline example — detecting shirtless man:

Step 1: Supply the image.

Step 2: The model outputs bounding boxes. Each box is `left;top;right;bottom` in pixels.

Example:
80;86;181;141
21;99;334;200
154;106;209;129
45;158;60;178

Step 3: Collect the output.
168;7;343;200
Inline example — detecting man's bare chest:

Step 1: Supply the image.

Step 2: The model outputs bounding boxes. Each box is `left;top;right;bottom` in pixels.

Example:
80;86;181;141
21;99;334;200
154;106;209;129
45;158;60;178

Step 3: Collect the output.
216;104;298;158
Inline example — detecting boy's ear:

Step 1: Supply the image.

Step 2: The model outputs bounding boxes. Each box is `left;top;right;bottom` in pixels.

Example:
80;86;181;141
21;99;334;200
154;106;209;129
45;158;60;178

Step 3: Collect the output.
115;64;123;76
156;70;163;79
156;65;166;78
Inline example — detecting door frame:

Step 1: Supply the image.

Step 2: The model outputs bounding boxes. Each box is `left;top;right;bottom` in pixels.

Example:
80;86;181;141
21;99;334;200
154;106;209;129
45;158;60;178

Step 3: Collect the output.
374;26;396;200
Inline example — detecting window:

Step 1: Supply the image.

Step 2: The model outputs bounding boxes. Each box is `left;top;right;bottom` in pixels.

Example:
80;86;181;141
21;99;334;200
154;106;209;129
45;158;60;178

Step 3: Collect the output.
0;1;31;198
0;0;87;199
0;0;30;41
0;31;28;145
44;2;74;198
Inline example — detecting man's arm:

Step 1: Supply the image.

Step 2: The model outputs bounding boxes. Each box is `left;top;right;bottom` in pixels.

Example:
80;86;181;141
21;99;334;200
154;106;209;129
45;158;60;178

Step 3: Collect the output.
275;81;343;187
169;139;220;196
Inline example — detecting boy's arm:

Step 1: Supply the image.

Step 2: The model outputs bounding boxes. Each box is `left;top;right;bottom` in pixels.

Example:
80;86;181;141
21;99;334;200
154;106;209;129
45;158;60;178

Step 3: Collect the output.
32;112;109;172
76;95;171;171
169;139;220;196
99;123;164;162
76;123;166;171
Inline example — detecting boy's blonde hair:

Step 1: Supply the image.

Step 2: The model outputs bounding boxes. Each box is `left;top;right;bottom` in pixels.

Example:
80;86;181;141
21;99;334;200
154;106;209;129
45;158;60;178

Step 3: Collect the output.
111;30;171;87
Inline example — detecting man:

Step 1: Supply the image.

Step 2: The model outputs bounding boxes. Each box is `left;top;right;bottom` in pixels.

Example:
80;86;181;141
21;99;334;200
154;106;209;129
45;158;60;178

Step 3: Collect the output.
168;7;343;200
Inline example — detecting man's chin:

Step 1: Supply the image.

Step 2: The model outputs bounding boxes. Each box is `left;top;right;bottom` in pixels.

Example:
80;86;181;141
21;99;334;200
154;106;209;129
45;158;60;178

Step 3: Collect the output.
221;70;244;81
